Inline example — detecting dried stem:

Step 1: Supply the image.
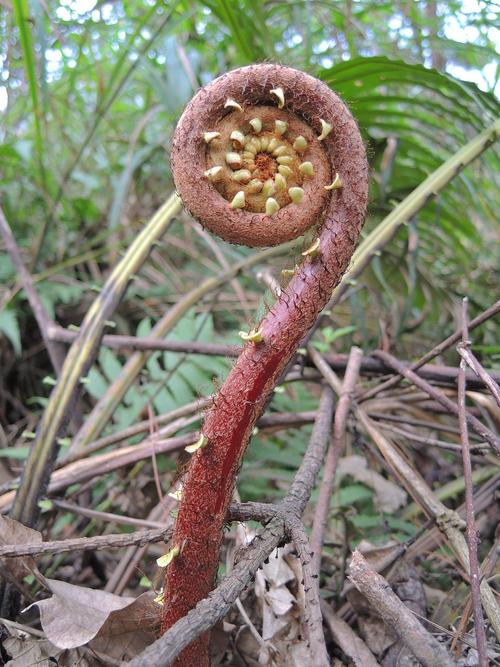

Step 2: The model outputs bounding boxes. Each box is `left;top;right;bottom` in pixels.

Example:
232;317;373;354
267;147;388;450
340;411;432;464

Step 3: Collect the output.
378;422;486;453
51;499;167;529
457;344;500;408
49;325;239;357
310;346;363;575
457;298;488;667
361;298;500;401
372;350;500;456
347;550;455;667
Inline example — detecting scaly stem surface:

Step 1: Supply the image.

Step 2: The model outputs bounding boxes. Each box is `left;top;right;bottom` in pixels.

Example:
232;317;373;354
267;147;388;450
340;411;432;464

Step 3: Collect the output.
161;64;368;665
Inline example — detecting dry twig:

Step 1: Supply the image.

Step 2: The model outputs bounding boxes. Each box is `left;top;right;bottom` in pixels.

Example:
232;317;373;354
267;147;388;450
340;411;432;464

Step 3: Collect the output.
347;550;455;667
0;526;172;558
361;299;500;400
307;345;500;640
457;298;488;667
310;346;363;574
288;519;329;667
373;350;500;456
457;343;500;408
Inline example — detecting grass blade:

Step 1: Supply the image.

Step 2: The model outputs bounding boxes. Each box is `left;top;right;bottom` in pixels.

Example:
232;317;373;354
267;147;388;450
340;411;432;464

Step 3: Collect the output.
12;0;46;190
9;193;182;528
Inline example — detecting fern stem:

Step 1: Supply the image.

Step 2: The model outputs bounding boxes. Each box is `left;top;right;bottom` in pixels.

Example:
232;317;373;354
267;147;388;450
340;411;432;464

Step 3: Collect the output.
161;64;368;665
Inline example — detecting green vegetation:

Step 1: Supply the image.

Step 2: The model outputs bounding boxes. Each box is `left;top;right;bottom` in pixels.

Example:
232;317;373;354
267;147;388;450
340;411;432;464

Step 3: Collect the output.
0;2;498;663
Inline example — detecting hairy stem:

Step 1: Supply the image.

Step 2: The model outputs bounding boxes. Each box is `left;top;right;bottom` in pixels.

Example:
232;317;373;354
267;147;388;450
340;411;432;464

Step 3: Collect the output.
161;64;368;665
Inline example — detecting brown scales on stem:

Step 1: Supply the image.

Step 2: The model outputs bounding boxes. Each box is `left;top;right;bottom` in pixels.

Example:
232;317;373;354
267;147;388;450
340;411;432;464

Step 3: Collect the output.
162;63;368;665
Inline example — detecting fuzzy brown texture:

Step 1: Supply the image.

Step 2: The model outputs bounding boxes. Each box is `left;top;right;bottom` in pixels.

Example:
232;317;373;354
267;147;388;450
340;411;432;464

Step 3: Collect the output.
171;65;336;247
163;63;368;666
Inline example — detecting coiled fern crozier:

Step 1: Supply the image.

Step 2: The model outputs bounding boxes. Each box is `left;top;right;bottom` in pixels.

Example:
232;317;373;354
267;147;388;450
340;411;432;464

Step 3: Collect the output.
162;63;368;665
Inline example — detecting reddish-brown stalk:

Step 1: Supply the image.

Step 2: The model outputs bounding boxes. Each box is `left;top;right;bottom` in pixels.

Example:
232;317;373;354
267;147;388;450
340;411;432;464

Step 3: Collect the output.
161;63;368;665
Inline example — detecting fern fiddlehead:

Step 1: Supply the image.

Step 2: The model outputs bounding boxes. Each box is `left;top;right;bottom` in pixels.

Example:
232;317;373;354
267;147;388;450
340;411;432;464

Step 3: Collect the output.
162;63;368;665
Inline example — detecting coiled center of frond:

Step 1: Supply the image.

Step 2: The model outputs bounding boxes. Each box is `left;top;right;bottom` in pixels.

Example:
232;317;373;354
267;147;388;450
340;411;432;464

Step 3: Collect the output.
171;66;351;247
203;106;318;216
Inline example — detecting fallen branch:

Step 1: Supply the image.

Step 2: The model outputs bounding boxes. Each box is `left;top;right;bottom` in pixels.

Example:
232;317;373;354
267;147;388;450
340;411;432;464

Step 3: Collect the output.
457;299;488;667
361;300;500;400
310;346;363;575
457;343;500;408
373;350;500;456
347;550;455;667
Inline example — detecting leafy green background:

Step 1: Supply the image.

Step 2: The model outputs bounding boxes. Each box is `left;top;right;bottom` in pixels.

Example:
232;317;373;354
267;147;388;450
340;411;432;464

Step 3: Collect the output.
0;1;498;546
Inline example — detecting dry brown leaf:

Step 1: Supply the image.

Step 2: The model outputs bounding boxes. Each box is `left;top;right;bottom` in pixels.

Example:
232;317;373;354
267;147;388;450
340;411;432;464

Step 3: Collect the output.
262;596;290;642
3;635;59;667
261;549;295;588
265;586;295;617
27;578;159;660
1;619;95;667
338;455;407;512
0;514;42;578
254;547;312;664
90;590;159;661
